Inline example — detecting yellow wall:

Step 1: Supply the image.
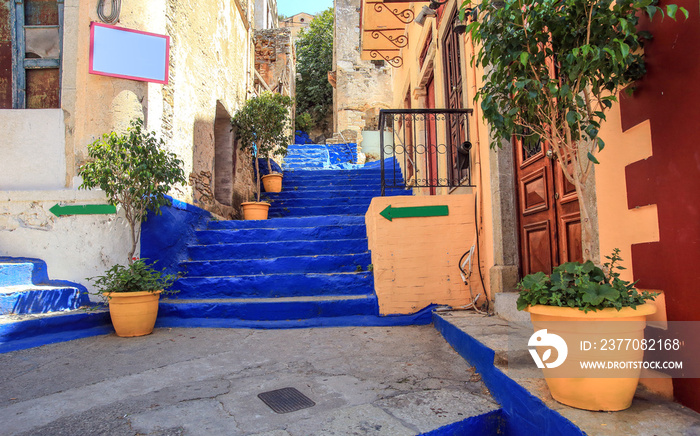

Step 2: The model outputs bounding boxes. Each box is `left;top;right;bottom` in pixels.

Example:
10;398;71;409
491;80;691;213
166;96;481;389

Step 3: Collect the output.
365;194;486;314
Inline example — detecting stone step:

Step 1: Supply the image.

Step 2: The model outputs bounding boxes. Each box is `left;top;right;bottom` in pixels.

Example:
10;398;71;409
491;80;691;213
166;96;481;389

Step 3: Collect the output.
263;189;407;202
268;204;375;217
0;309;111;353
206;215;365;230
0;261;36;287
188;238;368;260
265;193;406;208
180;253;372;277
172;271;373;299
195;224;368;244
158;294;378;321
1;285;89;315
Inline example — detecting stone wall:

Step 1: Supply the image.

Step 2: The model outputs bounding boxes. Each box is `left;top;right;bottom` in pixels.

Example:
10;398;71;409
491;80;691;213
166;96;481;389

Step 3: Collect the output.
254;28;295;99
333;0;394;145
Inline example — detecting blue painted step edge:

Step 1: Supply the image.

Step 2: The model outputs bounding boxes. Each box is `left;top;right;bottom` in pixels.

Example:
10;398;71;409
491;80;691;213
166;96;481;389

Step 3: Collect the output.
419;409;507;436
0;309;112;354
181;253;372;276
0;257;89;293
158;295;379;321
206;215;365;229
1;287;87;315
156;304;437;329
172;272;374;299
195;225;368;244
188;239;369;260
432;314;585;436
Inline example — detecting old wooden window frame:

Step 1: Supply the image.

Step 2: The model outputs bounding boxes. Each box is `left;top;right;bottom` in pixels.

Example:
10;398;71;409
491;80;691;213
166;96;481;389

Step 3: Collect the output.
12;0;64;108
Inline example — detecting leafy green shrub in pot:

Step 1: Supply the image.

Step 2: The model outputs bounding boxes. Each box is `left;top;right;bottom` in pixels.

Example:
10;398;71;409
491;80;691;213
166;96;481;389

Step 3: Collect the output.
78;119;187;264
88;258;178;300
516;249;657;313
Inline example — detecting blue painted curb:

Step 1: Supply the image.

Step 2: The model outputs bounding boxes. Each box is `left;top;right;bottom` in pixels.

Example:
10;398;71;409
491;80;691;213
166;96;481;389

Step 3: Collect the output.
432;314;585;436
206;215;365;229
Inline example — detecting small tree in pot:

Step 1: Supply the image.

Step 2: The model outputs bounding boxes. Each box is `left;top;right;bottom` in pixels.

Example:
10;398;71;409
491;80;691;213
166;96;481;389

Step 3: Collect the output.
232;91;293;205
79;119;187;337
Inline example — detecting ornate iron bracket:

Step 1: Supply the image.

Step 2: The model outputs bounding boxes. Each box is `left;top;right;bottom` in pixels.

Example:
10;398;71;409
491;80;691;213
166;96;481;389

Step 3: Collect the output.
370;50;403;68
371;30;408;48
373;3;414;24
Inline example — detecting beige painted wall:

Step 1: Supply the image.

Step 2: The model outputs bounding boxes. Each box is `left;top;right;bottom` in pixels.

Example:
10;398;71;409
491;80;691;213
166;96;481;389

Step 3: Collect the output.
366;194;486;315
0;110;66;190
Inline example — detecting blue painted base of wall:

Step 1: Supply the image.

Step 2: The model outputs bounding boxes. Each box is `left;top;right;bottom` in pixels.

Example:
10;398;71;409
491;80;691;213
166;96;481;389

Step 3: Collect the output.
141;196;212;277
419;409;507;436
432;314;585;436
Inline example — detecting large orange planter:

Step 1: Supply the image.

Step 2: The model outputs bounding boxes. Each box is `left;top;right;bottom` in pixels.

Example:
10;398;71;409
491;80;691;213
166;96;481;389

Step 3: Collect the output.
241;201;270;220
526;303;656;411
261;173;283;193
105;290;162;337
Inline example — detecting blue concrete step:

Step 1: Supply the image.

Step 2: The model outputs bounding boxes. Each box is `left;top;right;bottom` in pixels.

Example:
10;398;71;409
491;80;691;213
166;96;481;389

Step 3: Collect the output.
181;253;372;276
268;204;376;217
195;224;367;244
207;215;364;229
188;238;368;260
0;257;90;315
159;294;378;321
1;286;87;315
173;272;373;299
0;261;36;287
263;189;407;203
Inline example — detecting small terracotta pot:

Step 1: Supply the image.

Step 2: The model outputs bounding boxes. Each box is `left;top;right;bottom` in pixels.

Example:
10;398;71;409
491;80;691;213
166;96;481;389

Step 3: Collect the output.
526;304;656;411
241;201;270;220
262;173;283;193
105;290;162;337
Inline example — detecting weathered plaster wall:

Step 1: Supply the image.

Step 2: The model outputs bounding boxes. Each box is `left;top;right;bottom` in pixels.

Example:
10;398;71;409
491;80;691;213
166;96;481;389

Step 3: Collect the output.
0;110;66;190
1;0;256;283
334;0;393;143
0;190;132;296
365;194;484;315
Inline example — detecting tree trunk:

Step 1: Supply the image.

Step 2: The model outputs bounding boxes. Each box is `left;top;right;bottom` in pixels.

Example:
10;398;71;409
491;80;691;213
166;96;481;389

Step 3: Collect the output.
572;174;595;263
255;157;261;202
127;219;138;264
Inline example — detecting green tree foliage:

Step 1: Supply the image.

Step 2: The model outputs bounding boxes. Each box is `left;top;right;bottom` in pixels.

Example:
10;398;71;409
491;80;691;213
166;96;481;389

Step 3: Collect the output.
463;0;687;262
231;91;293;202
79;119;187;263
295;8;334;131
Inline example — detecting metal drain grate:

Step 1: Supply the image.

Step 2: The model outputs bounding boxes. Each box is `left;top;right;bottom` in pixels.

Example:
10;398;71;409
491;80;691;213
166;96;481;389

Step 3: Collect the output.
257;387;316;414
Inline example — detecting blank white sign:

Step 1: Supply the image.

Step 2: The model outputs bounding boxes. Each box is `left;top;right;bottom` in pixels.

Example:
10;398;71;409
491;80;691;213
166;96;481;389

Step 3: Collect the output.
89;23;169;84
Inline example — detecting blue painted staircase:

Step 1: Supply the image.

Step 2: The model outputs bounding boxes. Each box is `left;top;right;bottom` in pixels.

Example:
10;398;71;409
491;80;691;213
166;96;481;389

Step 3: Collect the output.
157;144;428;328
0;258;110;353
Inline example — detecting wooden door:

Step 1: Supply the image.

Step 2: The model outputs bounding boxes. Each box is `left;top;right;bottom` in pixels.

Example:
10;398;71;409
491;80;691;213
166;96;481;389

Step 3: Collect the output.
515;135;582;276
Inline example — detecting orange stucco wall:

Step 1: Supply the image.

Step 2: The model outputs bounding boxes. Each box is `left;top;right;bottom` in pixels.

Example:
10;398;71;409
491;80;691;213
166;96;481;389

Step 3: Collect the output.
365;194;484;315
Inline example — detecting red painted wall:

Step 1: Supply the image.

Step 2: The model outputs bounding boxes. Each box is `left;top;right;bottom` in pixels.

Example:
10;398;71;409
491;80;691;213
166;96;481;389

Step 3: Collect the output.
620;0;700;411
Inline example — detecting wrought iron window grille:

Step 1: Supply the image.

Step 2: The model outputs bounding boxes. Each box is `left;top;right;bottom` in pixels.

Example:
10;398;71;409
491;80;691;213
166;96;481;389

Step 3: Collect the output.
379;108;475;195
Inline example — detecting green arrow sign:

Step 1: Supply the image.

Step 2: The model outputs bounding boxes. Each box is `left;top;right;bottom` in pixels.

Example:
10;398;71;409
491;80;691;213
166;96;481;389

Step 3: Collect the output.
49;204;116;217
379;204;449;221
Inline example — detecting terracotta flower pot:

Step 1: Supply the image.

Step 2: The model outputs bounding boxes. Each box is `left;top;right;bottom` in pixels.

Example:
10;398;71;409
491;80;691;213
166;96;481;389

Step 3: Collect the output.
105;290;162;337
241;201;270;220
526;303;656;411
262;173;283;193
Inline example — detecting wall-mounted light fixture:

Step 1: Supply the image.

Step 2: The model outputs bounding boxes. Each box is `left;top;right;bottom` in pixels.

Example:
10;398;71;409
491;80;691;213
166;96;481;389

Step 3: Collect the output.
415;0;449;26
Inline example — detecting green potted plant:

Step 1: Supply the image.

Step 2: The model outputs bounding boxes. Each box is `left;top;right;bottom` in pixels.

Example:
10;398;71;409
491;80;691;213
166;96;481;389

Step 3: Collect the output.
88;258;178;337
516;249;658;411
231;92;293;219
79;119;187;336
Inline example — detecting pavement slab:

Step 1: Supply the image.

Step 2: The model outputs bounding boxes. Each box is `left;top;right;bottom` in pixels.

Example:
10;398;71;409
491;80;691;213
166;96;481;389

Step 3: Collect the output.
0;325;499;435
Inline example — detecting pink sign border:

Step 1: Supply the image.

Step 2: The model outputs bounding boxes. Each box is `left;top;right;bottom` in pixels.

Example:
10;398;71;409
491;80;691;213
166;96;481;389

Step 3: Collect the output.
89;22;170;85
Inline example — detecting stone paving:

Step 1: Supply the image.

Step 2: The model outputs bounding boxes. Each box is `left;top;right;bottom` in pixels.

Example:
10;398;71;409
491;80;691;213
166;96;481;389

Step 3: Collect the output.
0;325;499;436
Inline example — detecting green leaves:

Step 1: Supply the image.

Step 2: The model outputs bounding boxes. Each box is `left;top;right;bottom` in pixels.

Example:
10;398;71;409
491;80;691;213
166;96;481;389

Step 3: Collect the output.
516;250;657;312
295;8;334;130
78;119;187;263
87;258;179;296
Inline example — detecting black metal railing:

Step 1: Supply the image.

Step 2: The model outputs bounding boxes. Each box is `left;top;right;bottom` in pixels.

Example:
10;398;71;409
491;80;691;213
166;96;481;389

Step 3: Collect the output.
379;108;474;195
